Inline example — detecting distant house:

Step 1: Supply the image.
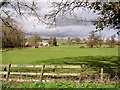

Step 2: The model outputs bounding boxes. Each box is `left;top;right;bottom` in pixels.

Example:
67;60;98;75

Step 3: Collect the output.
38;42;49;47
25;41;49;47
25;42;29;46
25;42;31;47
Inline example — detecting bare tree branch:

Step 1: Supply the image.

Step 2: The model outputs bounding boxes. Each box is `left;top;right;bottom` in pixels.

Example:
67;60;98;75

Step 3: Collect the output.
43;0;92;26
0;0;8;8
0;0;43;29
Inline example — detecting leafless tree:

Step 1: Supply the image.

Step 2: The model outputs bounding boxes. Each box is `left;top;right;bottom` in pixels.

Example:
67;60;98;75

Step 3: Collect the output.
1;0;119;31
2;18;25;48
110;34;116;48
106;35;116;48
0;0;47;28
43;1;95;26
27;34;40;47
87;31;103;48
0;0;98;31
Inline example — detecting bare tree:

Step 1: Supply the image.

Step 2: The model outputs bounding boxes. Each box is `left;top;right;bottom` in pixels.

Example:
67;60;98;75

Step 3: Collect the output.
0;0;96;28
75;37;80;44
27;34;40;47
106;35;116;48
87;39;94;48
2;18;25;48
110;34;116;48
1;0;119;34
67;37;72;45
43;1;91;26
87;31;103;48
43;1;120;33
0;0;47;28
106;37;110;46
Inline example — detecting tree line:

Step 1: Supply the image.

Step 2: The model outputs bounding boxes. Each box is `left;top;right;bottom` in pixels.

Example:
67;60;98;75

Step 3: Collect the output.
26;35;58;47
66;31;118;48
1;18;119;49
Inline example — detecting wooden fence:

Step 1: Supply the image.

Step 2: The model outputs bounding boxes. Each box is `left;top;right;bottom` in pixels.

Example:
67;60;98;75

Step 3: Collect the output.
0;64;110;82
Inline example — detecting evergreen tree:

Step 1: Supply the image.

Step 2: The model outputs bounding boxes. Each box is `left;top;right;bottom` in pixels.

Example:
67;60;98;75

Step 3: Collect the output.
53;37;57;46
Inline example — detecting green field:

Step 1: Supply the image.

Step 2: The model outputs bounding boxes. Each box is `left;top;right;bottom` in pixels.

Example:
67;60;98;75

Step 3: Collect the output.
2;45;120;88
2;81;120;88
2;45;119;64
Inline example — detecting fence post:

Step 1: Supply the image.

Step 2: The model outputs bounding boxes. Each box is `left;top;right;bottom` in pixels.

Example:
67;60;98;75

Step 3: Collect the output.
79;65;83;83
101;68;103;80
40;65;45;82
3;67;7;78
6;64;11;81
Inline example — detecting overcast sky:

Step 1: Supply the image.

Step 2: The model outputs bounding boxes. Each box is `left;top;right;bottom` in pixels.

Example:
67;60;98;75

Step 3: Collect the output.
3;0;118;39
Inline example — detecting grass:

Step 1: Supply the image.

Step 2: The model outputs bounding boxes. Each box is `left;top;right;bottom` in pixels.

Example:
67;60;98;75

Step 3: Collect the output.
2;45;119;64
2;56;119;80
1;45;120;88
2;81;120;88
2;45;119;79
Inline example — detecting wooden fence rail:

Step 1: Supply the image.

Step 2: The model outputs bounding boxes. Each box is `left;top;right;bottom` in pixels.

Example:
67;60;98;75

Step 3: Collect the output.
0;64;104;82
0;64;82;68
0;72;80;77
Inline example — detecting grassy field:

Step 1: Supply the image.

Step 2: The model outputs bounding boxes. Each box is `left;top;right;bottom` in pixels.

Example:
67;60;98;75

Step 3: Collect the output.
1;45;120;88
2;81;120;88
2;45;119;64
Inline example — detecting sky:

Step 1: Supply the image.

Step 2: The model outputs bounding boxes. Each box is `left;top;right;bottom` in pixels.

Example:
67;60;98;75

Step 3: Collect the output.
2;0;118;40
